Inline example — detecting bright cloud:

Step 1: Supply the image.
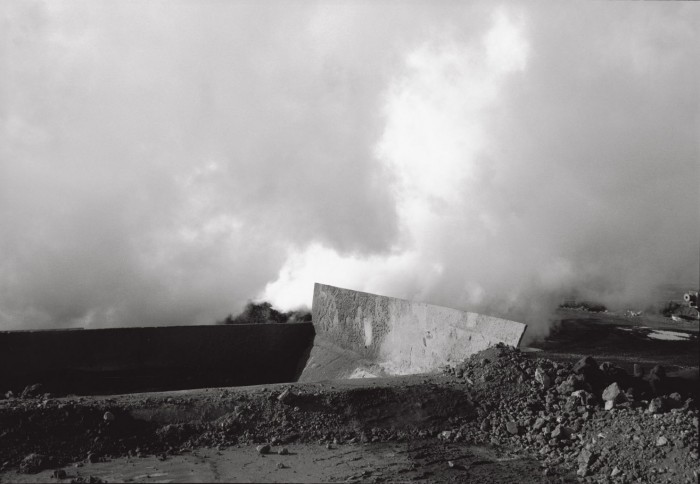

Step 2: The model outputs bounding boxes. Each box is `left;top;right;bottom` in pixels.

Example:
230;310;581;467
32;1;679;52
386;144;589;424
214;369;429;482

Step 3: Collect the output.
1;1;697;338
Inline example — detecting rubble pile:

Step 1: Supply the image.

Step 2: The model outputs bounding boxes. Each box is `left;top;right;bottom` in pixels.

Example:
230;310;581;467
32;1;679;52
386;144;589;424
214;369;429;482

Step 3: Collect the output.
0;381;476;473
442;344;699;482
1;344;697;482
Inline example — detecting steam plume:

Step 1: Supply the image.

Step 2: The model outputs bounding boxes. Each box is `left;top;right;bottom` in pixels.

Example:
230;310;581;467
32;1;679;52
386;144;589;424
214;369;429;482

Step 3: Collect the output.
1;1;698;338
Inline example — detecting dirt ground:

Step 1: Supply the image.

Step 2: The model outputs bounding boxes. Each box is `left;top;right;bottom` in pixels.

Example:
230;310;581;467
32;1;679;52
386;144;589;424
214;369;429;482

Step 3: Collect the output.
0;310;697;483
1;442;550;483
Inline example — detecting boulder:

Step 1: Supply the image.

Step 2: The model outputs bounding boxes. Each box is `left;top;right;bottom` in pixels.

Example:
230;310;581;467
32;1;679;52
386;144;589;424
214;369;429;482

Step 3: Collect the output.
602;382;625;403
578;448;596;466
551;425;571;440
557;376;577;395
572;356;606;393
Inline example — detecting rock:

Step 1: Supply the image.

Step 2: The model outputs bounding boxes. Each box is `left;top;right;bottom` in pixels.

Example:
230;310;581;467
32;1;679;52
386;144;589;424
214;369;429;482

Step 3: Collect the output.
557;377;577;395
611;466;621;477
551;425;571;440
532;418;545;431
648;398;665;414
656;436;668;447
535;368;552;389
605;400;614;411
103;411;115;422
578;449;595;467
602;382;625;403
278;447;289;455
572;356;606;392
506;422;520;435
4;391;14;399
256;444;271;455
19;454;50;474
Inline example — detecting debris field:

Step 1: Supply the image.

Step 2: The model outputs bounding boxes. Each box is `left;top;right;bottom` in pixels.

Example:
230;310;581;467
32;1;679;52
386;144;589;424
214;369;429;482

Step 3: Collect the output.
1;343;698;482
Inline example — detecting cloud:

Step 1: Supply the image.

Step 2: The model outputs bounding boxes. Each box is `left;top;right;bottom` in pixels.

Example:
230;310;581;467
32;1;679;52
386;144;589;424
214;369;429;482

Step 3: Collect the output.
264;2;699;341
1;1;697;337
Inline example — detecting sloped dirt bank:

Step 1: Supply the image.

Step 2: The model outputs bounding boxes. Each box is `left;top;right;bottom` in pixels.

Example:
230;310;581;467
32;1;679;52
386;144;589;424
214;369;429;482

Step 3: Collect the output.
1;344;697;483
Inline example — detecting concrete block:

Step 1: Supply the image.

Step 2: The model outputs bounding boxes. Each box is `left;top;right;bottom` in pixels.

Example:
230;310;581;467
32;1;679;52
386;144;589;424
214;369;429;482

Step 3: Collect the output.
301;283;526;380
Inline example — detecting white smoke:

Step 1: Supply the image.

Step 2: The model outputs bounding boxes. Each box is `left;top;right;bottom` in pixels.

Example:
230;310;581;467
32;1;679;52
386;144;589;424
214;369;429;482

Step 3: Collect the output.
1;1;698;337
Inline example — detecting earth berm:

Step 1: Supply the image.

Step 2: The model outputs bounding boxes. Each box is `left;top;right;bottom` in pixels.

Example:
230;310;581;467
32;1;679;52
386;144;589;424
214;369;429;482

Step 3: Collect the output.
0;344;697;482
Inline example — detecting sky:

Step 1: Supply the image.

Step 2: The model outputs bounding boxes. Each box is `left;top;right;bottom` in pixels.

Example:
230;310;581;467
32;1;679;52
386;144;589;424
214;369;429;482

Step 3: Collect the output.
1;1;698;337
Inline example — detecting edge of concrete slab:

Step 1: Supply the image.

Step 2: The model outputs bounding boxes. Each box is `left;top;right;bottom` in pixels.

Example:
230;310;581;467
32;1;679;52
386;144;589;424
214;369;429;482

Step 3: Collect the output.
302;283;526;380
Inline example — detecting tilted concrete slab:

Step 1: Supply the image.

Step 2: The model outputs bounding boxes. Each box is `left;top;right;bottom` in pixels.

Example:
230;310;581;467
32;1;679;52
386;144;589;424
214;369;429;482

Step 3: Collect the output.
301;283;526;381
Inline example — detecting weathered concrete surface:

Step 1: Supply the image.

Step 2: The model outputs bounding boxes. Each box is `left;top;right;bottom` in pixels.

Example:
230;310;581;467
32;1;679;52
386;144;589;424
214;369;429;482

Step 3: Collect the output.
0;323;314;395
301;283;526;381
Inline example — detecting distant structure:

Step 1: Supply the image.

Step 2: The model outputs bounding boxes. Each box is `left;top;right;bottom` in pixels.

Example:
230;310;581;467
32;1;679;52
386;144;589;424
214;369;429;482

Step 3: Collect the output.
671;290;700;322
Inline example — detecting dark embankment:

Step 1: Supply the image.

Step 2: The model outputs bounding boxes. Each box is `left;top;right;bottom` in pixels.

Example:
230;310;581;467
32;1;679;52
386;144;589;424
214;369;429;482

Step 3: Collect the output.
0;323;315;396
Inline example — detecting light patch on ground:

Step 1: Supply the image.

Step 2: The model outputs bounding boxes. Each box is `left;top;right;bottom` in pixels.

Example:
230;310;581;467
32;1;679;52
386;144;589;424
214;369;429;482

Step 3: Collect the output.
617;326;693;341
646;330;692;341
348;368;380;379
